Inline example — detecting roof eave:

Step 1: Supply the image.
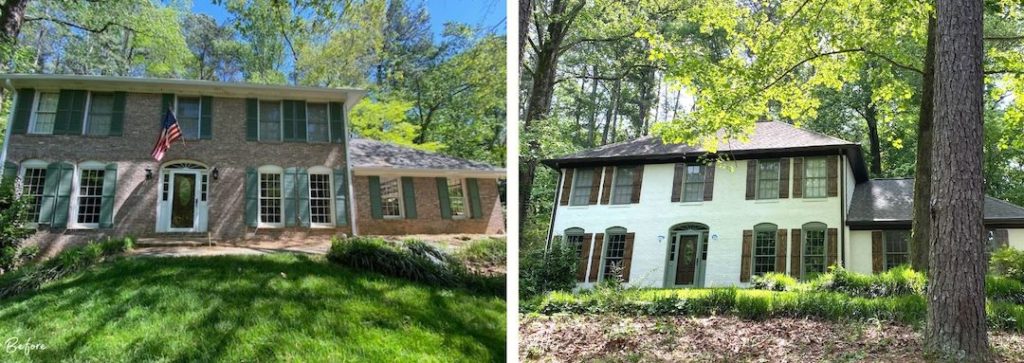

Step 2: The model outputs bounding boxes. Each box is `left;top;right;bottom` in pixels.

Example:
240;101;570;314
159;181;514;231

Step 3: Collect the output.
848;218;1024;229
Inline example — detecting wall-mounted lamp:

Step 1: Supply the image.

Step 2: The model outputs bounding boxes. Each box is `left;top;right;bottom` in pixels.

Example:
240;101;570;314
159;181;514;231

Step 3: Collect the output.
145;168;153;180
657;235;665;243
212;168;219;181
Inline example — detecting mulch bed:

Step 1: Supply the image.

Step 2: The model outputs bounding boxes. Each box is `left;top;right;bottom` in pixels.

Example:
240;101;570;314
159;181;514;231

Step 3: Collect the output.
520;314;1024;362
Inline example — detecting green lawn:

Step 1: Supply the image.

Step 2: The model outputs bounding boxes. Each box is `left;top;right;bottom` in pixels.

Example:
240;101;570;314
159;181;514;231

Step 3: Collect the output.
0;254;506;362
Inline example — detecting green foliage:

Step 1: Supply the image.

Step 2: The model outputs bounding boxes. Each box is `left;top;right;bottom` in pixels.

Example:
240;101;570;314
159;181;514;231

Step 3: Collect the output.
520;238;579;299
987;275;1024;305
809;266;926;298
0;237;134;299
349;98;441;151
751;272;798;292
991;247;1024;282
326;236;503;296
456;238;507;266
0;178;35;274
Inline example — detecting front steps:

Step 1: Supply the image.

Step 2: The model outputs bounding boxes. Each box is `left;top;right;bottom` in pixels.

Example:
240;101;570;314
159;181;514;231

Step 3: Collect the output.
136;233;217;248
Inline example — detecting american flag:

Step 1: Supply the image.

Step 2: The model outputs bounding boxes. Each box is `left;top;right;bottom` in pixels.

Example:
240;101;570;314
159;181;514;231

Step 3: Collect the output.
151;108;182;161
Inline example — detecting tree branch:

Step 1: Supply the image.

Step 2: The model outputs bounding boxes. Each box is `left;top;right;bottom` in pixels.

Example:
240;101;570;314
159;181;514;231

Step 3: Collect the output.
984;35;1024;42
23;16;139;35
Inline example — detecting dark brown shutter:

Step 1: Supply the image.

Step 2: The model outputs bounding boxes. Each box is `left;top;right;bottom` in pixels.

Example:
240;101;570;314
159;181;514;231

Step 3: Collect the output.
577;233;593;282
775;229;788;273
703;162;715;201
671;163;686;202
827;228;839;267
791;229;802;279
827;155;839;197
871;230;883;273
792;157;804;198
995;229;1009;249
600;167;614;204
630;165;644;203
559;169;574;205
745;160;757;200
589;233;605;282
588;168;601;205
741;230;753;282
779;158;790;199
622;233;635;282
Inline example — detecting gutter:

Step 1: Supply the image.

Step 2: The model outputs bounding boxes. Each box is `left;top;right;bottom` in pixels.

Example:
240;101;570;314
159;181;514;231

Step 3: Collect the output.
351;167;506;179
344;98;358;236
0;80;16;181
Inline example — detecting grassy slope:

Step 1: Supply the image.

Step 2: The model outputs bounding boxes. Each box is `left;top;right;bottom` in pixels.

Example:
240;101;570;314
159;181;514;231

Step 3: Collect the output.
0;254;505;362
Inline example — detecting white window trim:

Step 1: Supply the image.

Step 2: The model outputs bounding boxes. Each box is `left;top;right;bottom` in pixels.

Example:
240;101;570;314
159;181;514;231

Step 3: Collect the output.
448;177;469;220
599;228;628;282
257;165;285;228
305;102;331;143
569;168;593;206
174;95;206;140
19;159;49;228
308;166;334;228
28;90;61;135
69;161;106;230
756;159;781;200
752;224;778;276
803;157;828;199
257;99;286;142
682;165;706;203
380;176;404;219
801;223;828;277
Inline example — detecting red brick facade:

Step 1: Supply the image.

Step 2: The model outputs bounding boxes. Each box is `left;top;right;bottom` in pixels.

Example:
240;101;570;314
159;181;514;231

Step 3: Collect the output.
353;176;505;235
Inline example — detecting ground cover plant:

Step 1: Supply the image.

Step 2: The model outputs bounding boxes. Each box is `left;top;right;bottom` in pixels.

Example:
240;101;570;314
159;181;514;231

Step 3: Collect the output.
0;253;506;362
0;237;134;299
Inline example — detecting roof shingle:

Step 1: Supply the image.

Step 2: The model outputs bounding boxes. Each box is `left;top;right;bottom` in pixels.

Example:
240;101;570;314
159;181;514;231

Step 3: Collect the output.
349;138;504;174
847;178;1024;226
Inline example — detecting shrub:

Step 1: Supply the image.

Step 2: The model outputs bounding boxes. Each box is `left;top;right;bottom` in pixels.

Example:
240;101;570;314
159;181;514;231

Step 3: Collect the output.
0;236;134;299
810;265;925;297
456;238;506;266
991;247;1024;282
0;177;36;274
520;238;579;298
751;272;797;291
987;275;1024;304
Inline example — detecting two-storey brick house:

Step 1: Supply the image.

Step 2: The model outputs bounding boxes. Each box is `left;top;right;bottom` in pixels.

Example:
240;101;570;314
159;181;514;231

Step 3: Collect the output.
0;74;504;254
544;121;1024;287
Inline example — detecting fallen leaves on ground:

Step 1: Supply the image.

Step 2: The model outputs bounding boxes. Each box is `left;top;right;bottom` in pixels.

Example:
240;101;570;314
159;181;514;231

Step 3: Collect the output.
519;314;1024;362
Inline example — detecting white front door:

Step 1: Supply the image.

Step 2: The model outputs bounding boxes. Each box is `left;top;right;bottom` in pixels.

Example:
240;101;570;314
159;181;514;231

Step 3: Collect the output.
156;169;208;233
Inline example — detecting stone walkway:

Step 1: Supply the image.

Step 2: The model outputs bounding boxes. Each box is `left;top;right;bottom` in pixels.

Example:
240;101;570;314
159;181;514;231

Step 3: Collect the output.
130;240;332;257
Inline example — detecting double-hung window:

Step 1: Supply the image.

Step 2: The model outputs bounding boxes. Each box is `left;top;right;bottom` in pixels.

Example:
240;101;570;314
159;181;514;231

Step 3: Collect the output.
21;165;47;224
611;167;635;204
306;103;330;143
75;166;106;227
565;228;586;258
258;167;283;227
176;96;202;140
683;165;705;202
259;101;282;142
448;178;468;219
802;223;827;276
86;93;116;136
308;171;333;226
804;157;827;198
31;92;59;134
569;168;593;206
603;228;627;280
884;230;910;270
753;223;777;276
756;160;780;199
379;176;403;218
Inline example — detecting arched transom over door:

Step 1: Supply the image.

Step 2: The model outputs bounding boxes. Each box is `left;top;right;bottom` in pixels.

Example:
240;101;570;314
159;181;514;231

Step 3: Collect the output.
667;223;710;288
157;161;210;233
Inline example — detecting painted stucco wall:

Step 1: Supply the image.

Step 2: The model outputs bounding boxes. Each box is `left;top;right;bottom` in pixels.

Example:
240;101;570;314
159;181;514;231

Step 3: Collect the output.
847;230;874;275
552;156;853;288
1010;229;1024;250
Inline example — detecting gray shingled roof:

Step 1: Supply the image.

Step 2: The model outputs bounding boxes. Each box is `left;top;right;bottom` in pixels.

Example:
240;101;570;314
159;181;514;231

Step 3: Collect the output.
547;121;857;163
847;178;1024;226
349;138;504;173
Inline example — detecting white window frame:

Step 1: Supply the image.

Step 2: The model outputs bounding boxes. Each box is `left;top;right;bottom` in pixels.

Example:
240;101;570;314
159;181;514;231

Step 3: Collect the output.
305;102;331;143
682;165;705;202
803;157;828;198
174;95;204;140
756;159;781;200
69;161;106;229
801;222;828;277
564;227;587;259
19;159;49;228
307;166;334;228
257;100;285;142
752;223;778;276
448;177;469;219
379;175;404;219
600;227;628;282
569;168;593;206
257;165;285;228
610;166;635;205
28;90;61;135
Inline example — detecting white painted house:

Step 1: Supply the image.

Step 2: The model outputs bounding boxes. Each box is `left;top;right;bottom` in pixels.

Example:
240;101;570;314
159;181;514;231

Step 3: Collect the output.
544;121;1024;288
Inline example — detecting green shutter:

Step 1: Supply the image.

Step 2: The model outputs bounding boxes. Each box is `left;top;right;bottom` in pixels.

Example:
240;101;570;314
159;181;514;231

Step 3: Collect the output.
2;161;17;182
109;92;126;136
161;93;174;117
295;100;307;141
246;98;258;141
54;90;86;135
298;168;310;227
467;178;483;219
11;89;34;134
99;163;117;228
436;177;452;220
401;176;417;219
282;100;295;141
52;163;74;228
368;176;383;219
200;96;213;139
39;163;60;225
283;167;298;227
245;167;258;227
334;168;348;226
329;102;344;144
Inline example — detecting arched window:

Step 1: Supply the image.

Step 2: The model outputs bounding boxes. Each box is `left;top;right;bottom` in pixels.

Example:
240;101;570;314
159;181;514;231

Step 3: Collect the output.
753;223;778;276
802;222;827;277
19;160;48;225
258;165;284;227
564;227;586;257
307;166;334;226
603;227;628;280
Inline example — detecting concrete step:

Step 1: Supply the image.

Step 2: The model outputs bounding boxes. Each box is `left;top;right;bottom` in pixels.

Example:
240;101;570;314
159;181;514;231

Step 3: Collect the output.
136;234;217;248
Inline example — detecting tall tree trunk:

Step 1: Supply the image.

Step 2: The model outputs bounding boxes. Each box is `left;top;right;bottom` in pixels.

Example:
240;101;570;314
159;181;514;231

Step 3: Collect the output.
911;18;937;272
519;0;532;64
925;0;989;360
601;79;620;145
865;102;882;176
587;66;599;147
0;0;28;44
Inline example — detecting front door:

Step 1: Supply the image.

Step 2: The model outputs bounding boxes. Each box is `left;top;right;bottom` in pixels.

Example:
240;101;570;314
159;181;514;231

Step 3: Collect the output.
170;173;196;229
674;234;699;285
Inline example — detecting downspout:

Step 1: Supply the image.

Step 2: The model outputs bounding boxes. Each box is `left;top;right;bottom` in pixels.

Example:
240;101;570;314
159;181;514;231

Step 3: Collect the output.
840;149;847;267
344;97;359;236
0;80;16;181
544;168;563;250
